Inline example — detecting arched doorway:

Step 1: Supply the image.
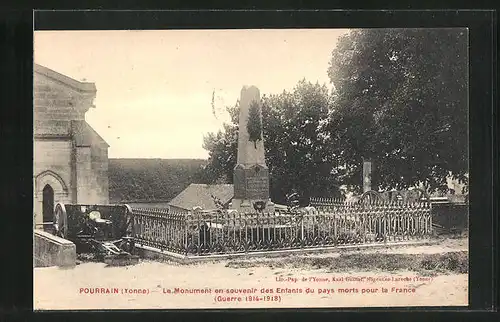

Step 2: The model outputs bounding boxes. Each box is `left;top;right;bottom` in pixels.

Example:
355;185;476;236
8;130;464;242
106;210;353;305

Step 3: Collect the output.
42;184;54;224
35;170;69;228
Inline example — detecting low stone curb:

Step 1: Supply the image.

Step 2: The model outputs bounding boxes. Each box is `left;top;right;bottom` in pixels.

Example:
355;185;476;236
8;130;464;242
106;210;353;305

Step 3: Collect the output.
134;239;442;264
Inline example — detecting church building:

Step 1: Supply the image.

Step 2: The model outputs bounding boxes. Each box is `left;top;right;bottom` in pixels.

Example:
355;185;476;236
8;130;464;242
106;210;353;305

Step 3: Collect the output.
34;64;109;228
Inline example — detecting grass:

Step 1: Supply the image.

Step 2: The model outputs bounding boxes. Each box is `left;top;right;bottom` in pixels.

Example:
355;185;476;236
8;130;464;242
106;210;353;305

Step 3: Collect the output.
80;250;468;276
225;251;469;275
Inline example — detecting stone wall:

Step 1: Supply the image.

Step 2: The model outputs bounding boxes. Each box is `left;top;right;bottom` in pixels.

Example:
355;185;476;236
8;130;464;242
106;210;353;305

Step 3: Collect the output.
34;72;92;121
432;202;469;234
34;120;72;136
34;140;73;184
33;140;73;225
75;146;92;203
33;230;76;268
74;127;110;205
91;144;109;204
77;142;110;205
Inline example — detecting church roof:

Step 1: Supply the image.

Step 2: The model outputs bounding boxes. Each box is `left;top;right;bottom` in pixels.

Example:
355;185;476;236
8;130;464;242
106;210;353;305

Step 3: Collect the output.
169;184;234;211
72;120;110;148
34;63;96;94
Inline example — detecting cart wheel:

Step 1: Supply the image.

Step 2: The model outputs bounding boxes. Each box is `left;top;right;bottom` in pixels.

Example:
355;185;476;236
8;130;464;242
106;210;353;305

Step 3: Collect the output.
53;203;68;239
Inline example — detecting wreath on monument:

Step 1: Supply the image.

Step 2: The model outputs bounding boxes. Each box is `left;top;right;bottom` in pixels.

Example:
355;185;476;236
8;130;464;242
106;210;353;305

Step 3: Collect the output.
247;100;262;149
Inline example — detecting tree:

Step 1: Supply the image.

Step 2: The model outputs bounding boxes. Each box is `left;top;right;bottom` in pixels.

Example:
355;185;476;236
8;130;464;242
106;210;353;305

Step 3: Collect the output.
261;80;342;203
326;29;468;193
201;122;238;184
202;80;341;204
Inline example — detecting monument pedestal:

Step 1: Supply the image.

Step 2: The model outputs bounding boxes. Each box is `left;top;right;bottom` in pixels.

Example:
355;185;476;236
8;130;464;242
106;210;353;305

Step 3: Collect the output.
231;163;275;213
230;198;275;213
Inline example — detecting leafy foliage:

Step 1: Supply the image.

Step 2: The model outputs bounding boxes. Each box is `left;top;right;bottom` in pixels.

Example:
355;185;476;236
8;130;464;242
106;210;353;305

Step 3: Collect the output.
200;123;238;184
201;29;468;199
108;158;207;203
202;80;341;204
262;80;342;203
247;100;263;148
326;29;468;193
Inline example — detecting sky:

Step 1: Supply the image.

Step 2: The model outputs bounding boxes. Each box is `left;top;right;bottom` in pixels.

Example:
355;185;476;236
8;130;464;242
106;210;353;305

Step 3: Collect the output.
34;29;348;159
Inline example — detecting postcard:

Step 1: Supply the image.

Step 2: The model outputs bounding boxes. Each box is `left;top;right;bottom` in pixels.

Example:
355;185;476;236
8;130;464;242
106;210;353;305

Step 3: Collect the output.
33;27;469;310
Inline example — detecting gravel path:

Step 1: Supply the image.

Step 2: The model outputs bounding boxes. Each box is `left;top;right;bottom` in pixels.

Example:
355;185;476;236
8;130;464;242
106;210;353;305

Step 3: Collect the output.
34;237;468;310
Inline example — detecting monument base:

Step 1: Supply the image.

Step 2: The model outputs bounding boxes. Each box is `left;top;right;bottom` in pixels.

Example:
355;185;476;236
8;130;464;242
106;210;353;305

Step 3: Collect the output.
231;198;275;214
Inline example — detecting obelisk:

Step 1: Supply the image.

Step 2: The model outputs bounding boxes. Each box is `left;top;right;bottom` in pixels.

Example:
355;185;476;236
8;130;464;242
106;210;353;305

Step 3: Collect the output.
231;86;274;213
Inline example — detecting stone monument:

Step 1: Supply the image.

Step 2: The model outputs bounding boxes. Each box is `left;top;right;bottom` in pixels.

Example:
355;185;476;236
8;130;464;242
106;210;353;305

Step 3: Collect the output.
231;86;275;213
363;158;372;193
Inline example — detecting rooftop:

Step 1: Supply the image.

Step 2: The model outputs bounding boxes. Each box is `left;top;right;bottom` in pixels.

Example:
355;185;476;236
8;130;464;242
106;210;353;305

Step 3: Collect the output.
169;184;234;211
34;63;97;94
72;120;110;148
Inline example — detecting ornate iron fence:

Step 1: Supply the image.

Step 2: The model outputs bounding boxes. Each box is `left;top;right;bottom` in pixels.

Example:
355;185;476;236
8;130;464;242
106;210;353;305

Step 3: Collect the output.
309;197;346;208
129;201;432;256
131;207;188;254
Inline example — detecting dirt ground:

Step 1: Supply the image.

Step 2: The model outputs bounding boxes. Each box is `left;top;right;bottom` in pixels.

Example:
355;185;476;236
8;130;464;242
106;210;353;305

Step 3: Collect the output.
34;237;468;310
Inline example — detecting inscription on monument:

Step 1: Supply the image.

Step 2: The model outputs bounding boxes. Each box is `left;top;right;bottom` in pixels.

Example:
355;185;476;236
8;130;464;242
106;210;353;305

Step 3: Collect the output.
246;176;269;199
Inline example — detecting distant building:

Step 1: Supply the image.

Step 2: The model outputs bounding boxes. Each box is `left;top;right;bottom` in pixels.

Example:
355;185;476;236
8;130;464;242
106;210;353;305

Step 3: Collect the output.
168;184;234;212
34;64;109;228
